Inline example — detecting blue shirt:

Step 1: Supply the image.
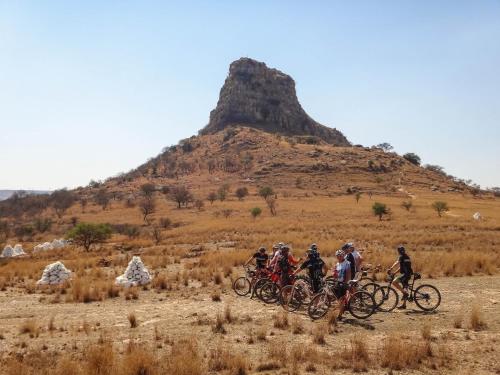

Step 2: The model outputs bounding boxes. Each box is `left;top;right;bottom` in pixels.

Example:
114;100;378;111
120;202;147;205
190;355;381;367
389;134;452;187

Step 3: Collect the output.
336;260;350;282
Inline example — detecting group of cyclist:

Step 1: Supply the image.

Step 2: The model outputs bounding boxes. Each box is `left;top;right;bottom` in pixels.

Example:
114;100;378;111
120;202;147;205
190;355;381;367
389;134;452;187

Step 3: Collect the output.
244;241;413;311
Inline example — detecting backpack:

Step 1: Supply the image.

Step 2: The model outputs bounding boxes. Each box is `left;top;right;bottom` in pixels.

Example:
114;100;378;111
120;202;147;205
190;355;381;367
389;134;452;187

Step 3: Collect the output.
278;255;290;272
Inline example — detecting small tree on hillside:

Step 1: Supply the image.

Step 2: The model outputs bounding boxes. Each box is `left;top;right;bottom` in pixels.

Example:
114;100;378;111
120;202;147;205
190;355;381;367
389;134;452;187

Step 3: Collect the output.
170;185;193;208
51;189;76;218
250;207;262;220
140;183;156;200
235;187;249;201
207;192;217;205
355;192;363;203
259;186;274;200
67;223;112;252
372;202;389;221
139;198;156;224
94;188;111;210
266;197;277;216
195;199;204;211
432;201;449;217
401;201;413;211
376;143;393;152
403;153;421;166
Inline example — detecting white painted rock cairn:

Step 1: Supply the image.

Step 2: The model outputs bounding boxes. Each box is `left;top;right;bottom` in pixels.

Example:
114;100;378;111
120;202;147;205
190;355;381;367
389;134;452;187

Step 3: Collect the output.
37;261;72;285
1;244;26;258
33;239;69;253
473;212;482;221
115;256;152;287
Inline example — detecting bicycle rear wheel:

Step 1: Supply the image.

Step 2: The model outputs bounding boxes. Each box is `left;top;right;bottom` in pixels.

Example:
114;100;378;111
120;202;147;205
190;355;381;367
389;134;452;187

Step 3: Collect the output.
348;291;375;319
373;286;399;312
361;282;380;296
232;277;251;296
307;292;333;320
280;285;302;312
253;278;268;300
414;284;441;311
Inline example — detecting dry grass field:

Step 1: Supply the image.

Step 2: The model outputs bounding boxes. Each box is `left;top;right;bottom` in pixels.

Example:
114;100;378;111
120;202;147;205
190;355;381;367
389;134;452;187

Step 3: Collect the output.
1;186;499;374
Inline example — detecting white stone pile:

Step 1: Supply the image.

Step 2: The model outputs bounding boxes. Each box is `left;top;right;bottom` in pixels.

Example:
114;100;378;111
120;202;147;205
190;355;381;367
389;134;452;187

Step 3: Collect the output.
1;244;26;258
36;261;72;285
473;212;482;221
33;239;69;253
115;256;152;287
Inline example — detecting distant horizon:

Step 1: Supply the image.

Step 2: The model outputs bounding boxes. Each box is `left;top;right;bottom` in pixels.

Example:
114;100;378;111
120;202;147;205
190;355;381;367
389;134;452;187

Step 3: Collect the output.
1;1;499;190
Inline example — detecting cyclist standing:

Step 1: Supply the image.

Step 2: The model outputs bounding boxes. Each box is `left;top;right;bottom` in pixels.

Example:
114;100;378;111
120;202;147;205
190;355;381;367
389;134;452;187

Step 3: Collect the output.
343;243;356;280
293;244;326;293
244;247;269;273
274;245;300;288
387;246;413;309
333;249;351;319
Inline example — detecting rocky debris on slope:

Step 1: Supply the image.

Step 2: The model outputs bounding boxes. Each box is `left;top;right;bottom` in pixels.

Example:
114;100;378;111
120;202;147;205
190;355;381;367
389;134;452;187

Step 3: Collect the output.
1;244;26;258
37;261;72;285
201;58;350;146
33;239;69;253
473;212;482;221
115;256;152;287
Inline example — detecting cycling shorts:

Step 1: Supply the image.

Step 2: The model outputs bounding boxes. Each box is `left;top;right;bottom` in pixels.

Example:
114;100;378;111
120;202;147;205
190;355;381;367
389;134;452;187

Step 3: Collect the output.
395;273;411;288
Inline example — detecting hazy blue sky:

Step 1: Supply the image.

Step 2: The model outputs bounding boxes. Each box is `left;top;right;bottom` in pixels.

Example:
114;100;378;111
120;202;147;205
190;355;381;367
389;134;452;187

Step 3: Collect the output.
1;1;499;190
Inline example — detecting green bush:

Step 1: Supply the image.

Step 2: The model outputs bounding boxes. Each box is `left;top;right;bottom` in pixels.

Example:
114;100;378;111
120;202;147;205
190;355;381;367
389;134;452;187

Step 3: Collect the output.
403;153;421;166
432;201;449;217
67;223;112;251
250;207;262;220
372;202;389;221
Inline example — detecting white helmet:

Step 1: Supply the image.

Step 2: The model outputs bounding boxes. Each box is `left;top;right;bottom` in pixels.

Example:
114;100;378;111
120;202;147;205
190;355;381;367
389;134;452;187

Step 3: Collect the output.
335;249;345;257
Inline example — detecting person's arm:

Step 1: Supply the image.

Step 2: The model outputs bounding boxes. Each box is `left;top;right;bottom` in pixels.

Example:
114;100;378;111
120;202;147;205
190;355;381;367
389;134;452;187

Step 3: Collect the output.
388;260;399;273
244;255;254;267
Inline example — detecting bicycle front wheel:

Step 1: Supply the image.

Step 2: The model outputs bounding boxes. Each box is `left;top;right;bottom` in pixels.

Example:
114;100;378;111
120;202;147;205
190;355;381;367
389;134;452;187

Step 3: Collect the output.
308;292;333;320
348;291;375;319
232;277;251;296
260;282;280;304
280;285;302;312
361;282;380;296
373;286;399;312
414;284;441;311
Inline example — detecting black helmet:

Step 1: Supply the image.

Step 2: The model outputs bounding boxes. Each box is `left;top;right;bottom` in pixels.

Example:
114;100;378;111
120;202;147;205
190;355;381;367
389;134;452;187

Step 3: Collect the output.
259;247;266;253
341;243;351;251
397;246;406;254
310;243;318;251
281;245;290;252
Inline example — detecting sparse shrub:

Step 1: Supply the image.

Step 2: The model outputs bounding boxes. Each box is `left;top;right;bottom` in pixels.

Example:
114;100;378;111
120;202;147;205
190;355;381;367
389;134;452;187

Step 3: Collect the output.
355;192;362;203
19;319;39;337
259;186;274;200
128;312;138;328
211;290;221;302
311;324;326;345
207;191;217;204
84;341;115;375
273;312;289;330
221;209;233;218
342;334;370;371
470;305;487;331
421;323;432;340
432;201;449;217
51;189;76;218
372;202;390;221
94;188;111;210
291;317;304;334
212;313;226;334
266;196;277;216
401;200;413;211
235;187;249;201
250;207;262;219
209;343;247;374
194;199;204;211
139;198;156;224
403;152;421;166
140;183;156;199
151;226;162;245
453;315;463;329
159;217;171;229
33;217;52;233
66;223;112;251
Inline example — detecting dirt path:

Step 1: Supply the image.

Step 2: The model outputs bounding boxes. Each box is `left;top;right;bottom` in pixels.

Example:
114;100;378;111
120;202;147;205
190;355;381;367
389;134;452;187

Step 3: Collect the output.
0;276;499;373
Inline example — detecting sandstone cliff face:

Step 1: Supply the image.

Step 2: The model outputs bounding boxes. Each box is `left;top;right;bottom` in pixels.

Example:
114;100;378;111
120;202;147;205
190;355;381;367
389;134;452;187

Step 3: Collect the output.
201;58;350;146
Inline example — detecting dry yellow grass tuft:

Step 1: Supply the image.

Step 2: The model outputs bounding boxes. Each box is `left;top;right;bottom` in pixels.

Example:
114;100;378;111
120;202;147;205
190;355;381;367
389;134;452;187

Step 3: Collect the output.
19;319;39;338
128;312;138;328
470;304;487;331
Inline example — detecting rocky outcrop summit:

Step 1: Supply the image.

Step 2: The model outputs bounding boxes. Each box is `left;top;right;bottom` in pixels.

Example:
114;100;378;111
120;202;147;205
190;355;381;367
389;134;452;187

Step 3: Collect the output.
201;58;350;146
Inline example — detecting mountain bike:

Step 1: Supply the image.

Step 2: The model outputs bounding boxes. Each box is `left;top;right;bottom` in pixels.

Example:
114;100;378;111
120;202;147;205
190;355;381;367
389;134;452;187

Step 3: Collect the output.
308;280;375;320
232;266;270;297
280;275;318;312
373;272;441;312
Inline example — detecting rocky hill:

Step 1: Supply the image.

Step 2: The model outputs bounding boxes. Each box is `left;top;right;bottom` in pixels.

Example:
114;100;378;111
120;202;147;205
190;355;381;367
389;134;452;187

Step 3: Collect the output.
201;58;349;146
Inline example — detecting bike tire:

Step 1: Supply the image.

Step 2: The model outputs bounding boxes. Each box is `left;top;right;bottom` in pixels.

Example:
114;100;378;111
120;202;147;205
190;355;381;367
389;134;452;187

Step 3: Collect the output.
307;292;332;320
253;278;269;300
280;285;302;312
414;284;441;311
373;286;399;312
361;282;380;296
348;291;375;319
232;277;251;297
260;282;280;304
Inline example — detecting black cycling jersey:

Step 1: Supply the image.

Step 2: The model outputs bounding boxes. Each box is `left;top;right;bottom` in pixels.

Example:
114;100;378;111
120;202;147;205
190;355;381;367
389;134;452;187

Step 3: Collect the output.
346;253;356;279
399;253;413;275
300;256;325;293
253;252;269;269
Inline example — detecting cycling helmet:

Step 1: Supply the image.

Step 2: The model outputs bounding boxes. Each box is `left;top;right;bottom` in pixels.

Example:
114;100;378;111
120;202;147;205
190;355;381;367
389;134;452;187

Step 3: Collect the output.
259;247;266;253
397;246;406;254
335;249;345;257
278;242;285;248
281;245;290;252
272;244;280;250
310;243;318;251
341;243;350;251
